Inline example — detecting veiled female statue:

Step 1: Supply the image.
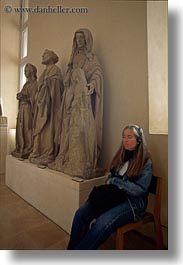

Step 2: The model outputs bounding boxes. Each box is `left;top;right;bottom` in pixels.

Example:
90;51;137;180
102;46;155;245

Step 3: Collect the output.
12;63;37;159
49;28;103;179
29;50;64;165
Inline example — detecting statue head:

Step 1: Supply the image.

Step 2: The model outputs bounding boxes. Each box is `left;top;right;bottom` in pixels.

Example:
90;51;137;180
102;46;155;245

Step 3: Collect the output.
68;29;94;66
24;63;37;80
75;31;86;50
73;28;93;53
42;49;59;65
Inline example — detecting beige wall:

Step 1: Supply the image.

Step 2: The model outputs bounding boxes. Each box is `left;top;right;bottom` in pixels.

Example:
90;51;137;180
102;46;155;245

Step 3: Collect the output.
1;0;168;227
1;0;21;128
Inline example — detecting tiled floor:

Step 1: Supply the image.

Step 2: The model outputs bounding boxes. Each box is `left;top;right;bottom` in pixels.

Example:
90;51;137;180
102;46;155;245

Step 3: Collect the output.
0;184;69;250
0;183;159;250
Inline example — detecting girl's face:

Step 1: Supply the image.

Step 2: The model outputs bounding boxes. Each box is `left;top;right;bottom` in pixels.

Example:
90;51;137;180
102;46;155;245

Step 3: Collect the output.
122;128;138;151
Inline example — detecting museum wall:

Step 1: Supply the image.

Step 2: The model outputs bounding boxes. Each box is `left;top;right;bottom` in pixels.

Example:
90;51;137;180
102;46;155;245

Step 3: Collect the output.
1;0;21;128
1;0;168;228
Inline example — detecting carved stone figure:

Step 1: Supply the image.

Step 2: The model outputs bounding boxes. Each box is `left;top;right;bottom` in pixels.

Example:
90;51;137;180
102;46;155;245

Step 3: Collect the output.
49;29;103;178
12;63;37;159
29;50;64;165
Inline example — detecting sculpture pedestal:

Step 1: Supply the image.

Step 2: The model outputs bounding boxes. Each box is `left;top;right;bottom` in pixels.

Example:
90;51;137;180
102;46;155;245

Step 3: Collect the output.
0;116;8;184
5;155;107;233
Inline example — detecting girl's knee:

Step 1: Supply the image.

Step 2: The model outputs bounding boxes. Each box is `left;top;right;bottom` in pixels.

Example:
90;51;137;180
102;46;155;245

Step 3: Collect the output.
74;201;93;221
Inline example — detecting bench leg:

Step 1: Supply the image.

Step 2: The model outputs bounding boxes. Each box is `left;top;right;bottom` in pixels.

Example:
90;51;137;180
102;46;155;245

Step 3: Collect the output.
154;219;164;249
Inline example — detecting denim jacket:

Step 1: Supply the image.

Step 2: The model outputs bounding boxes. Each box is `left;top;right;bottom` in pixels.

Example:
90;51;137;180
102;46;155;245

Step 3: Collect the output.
107;158;152;221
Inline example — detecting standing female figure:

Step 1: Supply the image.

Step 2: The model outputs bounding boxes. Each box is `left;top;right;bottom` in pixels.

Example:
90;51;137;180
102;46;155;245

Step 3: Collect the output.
49;29;103;178
67;125;152;250
12;63;37;159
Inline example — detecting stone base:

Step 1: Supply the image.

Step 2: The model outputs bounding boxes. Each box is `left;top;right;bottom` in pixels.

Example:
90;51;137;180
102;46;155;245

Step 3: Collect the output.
5;155;108;233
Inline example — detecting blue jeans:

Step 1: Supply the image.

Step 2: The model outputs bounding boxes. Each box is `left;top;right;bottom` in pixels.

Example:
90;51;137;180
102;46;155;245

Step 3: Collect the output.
67;199;134;250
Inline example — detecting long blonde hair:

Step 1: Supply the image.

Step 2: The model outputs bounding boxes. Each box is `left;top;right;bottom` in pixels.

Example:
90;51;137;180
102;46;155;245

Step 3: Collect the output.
109;125;151;179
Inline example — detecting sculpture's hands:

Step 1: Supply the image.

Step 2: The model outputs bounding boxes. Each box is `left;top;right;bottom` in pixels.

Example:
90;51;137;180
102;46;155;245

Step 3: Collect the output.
87;82;95;95
16;92;29;101
16;93;21;100
64;75;70;87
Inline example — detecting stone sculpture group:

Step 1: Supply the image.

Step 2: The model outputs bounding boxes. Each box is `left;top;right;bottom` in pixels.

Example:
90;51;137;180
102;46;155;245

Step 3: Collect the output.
12;29;103;179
